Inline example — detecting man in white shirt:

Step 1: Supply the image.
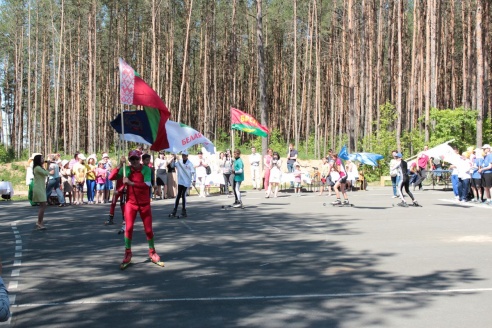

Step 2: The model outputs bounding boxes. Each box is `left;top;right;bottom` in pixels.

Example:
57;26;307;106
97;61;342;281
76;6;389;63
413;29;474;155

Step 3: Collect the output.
249;147;262;190
170;151;195;217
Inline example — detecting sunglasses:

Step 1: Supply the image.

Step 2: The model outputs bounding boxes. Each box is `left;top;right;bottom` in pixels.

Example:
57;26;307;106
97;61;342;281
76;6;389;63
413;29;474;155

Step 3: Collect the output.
129;157;140;161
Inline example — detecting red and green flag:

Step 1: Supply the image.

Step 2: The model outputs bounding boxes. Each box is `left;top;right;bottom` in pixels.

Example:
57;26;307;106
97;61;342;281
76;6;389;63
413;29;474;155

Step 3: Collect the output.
230;107;269;137
119;58;171;150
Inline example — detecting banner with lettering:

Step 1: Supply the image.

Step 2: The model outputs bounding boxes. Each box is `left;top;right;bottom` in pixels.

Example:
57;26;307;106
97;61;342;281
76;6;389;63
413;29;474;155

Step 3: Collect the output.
111;112;214;153
230;107;269;137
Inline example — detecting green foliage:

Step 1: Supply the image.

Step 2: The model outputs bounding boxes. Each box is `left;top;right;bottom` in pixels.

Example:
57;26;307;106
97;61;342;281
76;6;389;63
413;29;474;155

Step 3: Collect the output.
427;107;491;151
11;163;22;171
0;145;15;163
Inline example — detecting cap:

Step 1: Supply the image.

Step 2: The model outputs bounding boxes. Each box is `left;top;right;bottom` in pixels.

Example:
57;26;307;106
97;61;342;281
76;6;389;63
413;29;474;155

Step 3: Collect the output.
61;160;69;167
181;150;189;155
88;154;97;162
29;153;42;160
396;152;402;158
102;153;109;159
78;153;86;160
197;151;203;154
482;144;491;149
128;150;142;158
467;146;474;152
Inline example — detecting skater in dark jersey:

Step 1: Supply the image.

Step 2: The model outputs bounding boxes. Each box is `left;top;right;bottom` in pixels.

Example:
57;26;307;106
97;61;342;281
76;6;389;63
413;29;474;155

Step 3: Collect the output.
396;153;419;207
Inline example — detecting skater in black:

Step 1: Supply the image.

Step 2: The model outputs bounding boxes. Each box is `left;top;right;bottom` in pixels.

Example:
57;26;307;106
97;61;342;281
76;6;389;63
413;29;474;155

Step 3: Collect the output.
396;153;420;207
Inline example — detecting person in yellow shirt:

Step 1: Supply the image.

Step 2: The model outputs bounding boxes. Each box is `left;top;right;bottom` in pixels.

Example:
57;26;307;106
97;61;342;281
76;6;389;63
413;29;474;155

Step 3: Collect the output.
72;154;88;205
86;154;97;204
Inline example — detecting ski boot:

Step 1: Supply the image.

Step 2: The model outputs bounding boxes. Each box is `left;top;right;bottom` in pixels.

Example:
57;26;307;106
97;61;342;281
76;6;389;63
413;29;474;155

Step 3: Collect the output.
105;215;114;225
397;201;409;207
149;248;165;267
331;199;342;206
120;249;132;270
118;221;126;235
412;201;422;207
233;201;243;208
168;209;178;218
342;200;351;206
181;208;187;217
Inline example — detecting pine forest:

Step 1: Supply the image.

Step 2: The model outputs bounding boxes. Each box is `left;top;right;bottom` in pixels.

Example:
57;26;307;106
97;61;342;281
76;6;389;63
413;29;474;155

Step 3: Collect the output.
0;0;490;159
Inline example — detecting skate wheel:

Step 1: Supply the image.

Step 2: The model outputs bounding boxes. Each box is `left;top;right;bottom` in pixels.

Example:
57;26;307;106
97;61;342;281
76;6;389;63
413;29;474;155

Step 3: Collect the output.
120;262;131;270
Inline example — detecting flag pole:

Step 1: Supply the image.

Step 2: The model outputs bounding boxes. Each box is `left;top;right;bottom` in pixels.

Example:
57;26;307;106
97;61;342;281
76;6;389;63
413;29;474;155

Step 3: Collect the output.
231;128;235;152
120;104;127;178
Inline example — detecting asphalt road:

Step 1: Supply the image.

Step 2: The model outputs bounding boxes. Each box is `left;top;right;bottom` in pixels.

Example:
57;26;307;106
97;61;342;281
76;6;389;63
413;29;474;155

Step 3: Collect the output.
1;187;491;328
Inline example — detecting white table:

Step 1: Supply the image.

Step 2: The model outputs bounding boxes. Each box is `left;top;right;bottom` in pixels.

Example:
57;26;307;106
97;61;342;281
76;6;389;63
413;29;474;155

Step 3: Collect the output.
0;181;14;197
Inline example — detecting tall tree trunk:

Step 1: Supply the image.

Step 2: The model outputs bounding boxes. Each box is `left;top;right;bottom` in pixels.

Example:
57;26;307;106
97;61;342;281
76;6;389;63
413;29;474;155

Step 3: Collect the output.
396;0;403;150
177;0;193;123
476;0;484;146
256;0;268;155
348;0;356;152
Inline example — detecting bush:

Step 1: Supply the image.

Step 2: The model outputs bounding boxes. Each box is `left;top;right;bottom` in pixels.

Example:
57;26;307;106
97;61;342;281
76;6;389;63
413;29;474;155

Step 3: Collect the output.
0;145;15;163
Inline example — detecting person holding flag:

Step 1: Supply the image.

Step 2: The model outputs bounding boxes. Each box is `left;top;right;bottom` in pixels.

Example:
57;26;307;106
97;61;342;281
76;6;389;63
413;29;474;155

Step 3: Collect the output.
117;150;163;269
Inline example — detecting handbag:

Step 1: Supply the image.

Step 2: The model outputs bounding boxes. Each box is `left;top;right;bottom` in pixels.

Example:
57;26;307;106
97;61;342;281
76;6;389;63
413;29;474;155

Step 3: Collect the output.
206;165;212;175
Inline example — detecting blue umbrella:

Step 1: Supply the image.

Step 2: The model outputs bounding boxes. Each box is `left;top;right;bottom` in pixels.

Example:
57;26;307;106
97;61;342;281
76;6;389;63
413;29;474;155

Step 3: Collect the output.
347;152;384;167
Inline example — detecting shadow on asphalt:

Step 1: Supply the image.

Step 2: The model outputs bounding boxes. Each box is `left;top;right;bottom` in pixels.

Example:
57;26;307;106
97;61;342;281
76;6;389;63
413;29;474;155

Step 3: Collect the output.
0;197;484;328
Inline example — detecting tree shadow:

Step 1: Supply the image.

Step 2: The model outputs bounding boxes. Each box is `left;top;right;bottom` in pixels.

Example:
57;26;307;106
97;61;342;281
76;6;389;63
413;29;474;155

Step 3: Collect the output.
0;200;485;327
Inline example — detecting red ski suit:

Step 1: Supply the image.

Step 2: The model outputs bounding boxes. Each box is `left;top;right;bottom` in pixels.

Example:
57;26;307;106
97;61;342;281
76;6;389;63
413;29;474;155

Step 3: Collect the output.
117;165;154;244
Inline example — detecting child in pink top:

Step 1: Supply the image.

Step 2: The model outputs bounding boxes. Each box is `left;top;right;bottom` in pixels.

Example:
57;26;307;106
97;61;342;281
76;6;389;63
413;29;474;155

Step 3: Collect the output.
293;164;302;196
95;162;107;204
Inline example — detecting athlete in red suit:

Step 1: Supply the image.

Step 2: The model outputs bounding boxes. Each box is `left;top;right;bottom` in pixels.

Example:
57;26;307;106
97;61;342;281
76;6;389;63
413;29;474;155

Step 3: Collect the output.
118;150;161;266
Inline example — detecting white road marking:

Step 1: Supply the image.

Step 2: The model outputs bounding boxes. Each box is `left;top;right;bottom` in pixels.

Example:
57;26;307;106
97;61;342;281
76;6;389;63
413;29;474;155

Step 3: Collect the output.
180;221;193;231
11;287;492;308
8;281;18;290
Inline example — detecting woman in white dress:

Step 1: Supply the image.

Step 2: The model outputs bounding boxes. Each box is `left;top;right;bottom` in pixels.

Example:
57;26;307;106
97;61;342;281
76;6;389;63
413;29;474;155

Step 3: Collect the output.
266;151;282;198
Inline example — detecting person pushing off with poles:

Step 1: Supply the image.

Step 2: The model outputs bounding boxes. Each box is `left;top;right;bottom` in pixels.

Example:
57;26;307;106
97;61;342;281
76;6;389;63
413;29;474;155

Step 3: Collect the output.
118;149;164;269
395;152;420;207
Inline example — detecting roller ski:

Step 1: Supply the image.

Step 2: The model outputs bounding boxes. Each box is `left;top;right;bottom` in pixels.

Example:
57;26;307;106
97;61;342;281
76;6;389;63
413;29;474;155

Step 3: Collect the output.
149;248;165;267
118;221;126;235
104;215;114;225
328;199;353;207
120;249;132;270
168;209;180;219
222;201;244;209
395;201;409;207
180;209;187;218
